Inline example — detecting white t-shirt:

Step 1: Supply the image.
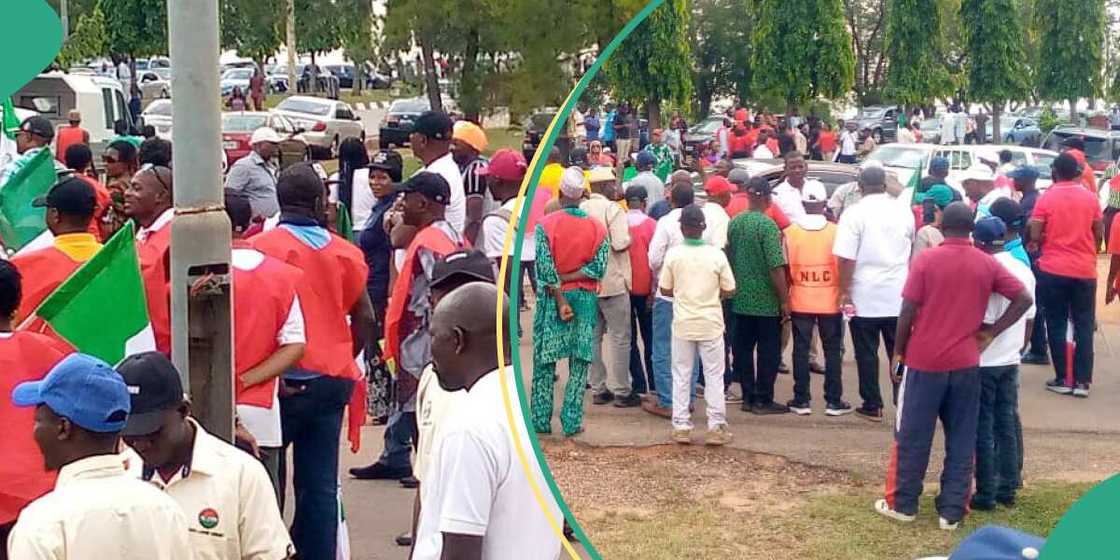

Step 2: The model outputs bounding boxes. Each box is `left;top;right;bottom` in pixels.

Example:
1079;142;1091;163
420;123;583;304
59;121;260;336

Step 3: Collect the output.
659;243;736;341
328;167;376;231
413;365;465;484
481;198;516;259
423;153;466;235
752;145;775;159
649;204;728;304
413;370;561;560
839;131;858;156
832;193;914;318
980;252;1036;367
772;180;823;227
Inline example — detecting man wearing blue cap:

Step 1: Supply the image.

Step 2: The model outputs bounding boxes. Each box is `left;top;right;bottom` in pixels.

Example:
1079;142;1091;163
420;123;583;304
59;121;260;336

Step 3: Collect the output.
7;353;193;559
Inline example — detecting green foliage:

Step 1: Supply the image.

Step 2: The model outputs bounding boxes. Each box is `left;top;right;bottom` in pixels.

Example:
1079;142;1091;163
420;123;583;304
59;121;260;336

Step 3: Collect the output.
98;0;167;57
604;0;693;124
221;0;284;63
959;0;1029;105
690;0;751;116
882;0;953;104
292;0;341;54
57;5;107;68
1033;0;1105;103
750;0;854;108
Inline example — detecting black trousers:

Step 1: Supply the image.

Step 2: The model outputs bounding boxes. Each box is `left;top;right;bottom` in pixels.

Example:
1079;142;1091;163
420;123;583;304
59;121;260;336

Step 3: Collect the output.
849;316;898;411
629;294;654;394
1038;271;1096;385
1028;259;1049;356
791;313;844;405
731;314;782;405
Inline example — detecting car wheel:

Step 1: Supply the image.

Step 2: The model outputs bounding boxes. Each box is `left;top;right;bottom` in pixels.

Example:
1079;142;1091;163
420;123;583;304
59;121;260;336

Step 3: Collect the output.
873;128;883;143
330;135;340;158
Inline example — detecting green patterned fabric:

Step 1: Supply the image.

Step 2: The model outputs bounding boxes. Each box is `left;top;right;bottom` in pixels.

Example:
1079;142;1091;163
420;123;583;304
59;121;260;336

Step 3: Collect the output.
531;360;591;435
726;210;786;316
647;143;674;182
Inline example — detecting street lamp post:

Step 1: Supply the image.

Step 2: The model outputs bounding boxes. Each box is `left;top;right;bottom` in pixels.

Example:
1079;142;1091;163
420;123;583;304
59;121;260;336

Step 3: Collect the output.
167;0;234;442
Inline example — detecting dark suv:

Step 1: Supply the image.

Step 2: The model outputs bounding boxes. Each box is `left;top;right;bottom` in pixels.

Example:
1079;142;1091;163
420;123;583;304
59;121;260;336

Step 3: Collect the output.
1041;126;1120;173
379;97;430;149
852;105;902;144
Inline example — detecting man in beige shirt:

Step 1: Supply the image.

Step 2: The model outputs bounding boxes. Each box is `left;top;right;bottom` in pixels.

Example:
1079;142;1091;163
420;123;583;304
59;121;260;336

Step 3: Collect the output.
581;166;639;408
659;205;737;446
8;353;193;560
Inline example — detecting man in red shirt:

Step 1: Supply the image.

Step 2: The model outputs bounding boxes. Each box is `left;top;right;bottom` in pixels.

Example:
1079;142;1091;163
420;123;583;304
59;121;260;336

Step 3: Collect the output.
53;109;89;164
625;185;657;395
124;165;174;356
878;203;1031;530
1028;153;1103;398
249;163;374;559
62;144;111;241
726;168;791;228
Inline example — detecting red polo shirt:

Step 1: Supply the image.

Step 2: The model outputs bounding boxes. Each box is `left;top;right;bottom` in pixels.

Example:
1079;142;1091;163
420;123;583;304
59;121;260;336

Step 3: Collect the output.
902;238;1025;371
1031;181;1102;280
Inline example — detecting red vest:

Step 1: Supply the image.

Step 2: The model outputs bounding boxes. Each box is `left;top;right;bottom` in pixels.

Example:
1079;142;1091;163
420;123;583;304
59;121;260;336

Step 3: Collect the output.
383;226;465;363
0;332;72;524
79;176;112;241
138;225;172;357
54;126;86;164
250;227;368;379
11;247;84;325
232;247;302;408
628;216;656;296
539;210;607;292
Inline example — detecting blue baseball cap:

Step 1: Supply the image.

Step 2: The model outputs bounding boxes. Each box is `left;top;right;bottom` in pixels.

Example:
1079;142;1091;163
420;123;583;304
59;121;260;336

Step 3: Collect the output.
636;150;656;168
1006;166;1040;181
973;216;1008;246
930;156;950;172
11;353;131;433
949;525;1044;560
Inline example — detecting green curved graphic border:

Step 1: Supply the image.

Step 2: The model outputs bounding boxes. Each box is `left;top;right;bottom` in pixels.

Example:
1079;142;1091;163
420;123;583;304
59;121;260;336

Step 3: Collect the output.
504;2;664;558
0;1;63;99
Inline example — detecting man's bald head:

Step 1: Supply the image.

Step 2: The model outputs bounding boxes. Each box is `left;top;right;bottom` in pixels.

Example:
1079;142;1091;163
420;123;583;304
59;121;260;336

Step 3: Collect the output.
670;169;692;187
940;201;975;238
430;282;510;391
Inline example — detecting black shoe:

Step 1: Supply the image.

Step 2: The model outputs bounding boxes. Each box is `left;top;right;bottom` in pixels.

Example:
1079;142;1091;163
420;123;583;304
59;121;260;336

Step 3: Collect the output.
778;362;790;374
395;531;413;547
996;495;1017;508
349;463;412;480
1021;352;1050;365
614;393;641;408
809;362;826;375
740;400;754;413
855;406;883;422
399;475;419;489
592;390;614;405
752;401;790;415
969;497;996;511
1045;379;1073;395
825;401;854;416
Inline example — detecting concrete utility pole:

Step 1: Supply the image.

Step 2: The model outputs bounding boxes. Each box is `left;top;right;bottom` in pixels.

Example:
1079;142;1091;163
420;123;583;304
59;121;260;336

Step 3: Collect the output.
167;0;234;442
60;0;69;38
287;0;297;94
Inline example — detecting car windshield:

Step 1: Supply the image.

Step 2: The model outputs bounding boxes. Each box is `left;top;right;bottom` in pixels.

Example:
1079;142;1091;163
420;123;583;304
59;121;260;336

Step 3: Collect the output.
276;98;331;116
1047;131;1112;161
389;99;428;114
858;107;887;119
223;114;269;132
144;101;172;116
866;146;928;170
690;118;723;134
222;69;252;81
153;68;171;80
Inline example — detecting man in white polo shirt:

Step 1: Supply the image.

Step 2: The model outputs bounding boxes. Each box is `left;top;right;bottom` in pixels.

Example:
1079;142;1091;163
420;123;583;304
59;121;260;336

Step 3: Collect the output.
833;166;914;422
117;352;295;560
410;111;466;234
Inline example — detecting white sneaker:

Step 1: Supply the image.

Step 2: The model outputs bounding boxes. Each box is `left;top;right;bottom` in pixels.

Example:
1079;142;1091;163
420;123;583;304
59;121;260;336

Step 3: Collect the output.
671;428;692;445
939;517;959;531
874;499;915;523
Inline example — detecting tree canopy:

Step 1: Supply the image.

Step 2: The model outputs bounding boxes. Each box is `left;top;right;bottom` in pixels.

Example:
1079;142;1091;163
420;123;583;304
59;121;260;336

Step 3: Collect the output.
604;0;693;128
882;0;954;105
1034;0;1105;107
750;0;854;110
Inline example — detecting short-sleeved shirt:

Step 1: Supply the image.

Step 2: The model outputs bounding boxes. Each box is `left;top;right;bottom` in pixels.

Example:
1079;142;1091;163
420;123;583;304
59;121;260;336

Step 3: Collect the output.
727;210;786;316
659;241;736;340
224;151;279;220
1031;181;1102;279
981;252;1037;367
832;193;914;318
902;238;1026;372
414;365;465;484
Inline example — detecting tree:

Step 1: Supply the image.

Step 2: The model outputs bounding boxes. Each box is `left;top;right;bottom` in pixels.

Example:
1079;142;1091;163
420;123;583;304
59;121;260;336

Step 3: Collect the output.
57;4;107;69
99;0;168;62
604;0;692;129
292;0;342;60
751;0;855;113
881;0;953;106
336;0;375;94
221;0;284;66
960;0;1029;142
690;0;751;116
1034;0;1105;121
843;0;889;103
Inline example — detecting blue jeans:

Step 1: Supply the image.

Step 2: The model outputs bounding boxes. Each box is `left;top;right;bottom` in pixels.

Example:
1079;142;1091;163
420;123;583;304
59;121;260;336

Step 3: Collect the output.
376;409;417;470
279;375;355;560
652;298;700;408
975;365;1020;506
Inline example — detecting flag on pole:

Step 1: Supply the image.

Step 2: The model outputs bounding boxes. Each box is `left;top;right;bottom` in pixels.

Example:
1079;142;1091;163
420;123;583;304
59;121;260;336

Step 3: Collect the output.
33;222;156;364
0;149;56;252
907;164;921;191
336;201;353;243
2;98;20;140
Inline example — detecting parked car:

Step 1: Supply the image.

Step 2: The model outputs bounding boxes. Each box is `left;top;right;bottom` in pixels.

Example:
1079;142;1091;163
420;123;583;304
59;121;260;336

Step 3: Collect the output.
140;99;172;139
682;115;725;158
1041;125;1120;173
220;67;254;97
968;145;1057;190
985;116;1042;146
522;109;558;161
324;64;356;89
379;96;430;149
137;69;171;100
363;62;392;89
917;116;941;144
852;105;901;143
14;73;134;157
221;111;309;170
730;159;861;198
271;95;363;157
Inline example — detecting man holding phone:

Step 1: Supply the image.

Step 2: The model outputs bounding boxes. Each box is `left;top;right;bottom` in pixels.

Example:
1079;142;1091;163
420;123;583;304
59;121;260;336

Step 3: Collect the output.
875;203;1032;531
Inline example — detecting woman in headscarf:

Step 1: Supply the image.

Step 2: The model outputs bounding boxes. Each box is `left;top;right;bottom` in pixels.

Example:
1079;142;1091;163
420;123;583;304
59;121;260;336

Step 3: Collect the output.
587;140;615;167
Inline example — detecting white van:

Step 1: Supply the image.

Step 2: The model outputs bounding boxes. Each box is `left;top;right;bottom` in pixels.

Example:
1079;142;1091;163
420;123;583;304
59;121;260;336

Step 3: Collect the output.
13;72;135;157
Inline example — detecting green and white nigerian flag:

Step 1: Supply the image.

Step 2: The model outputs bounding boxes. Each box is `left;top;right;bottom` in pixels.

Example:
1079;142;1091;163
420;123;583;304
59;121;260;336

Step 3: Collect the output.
0;148;55;251
35;222;157;364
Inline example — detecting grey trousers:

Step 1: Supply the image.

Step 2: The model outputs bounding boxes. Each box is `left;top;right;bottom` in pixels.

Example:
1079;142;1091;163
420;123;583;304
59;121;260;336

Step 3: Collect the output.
590;293;634;397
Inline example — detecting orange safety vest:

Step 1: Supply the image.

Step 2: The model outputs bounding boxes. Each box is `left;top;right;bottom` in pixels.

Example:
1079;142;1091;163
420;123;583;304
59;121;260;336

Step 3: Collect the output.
138;225;173;357
785;222;840;314
11;247;86;326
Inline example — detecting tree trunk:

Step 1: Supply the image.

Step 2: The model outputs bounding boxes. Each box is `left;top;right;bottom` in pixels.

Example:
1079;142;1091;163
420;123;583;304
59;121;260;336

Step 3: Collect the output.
992;105;1002;144
419;33;443;113
1070;98;1078;123
698;88;713;118
310;51;317;94
648;96;662;131
286;0;296;96
461;27;480;122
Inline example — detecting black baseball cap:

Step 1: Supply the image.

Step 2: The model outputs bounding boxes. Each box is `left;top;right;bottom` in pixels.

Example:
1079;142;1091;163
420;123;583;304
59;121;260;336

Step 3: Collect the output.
411;111;453;141
624;185;648;202
19;115;54;141
32;176;96;215
116;351;186;437
747;176;773;196
431;250;495;291
395;171;451;205
369;150;404;182
680;204;706;227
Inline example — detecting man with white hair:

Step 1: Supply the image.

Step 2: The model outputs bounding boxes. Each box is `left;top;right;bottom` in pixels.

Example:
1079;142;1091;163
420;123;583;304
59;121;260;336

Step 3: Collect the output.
225;127;283;220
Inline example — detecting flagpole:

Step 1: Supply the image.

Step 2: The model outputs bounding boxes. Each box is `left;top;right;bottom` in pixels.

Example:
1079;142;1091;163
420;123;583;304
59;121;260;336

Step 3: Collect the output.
168;0;234;442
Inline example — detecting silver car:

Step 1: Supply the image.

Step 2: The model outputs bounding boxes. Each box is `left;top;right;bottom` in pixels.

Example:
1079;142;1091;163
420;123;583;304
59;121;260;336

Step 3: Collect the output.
220;67;254;97
137;69;171;100
270;95;364;156
140;99;172;139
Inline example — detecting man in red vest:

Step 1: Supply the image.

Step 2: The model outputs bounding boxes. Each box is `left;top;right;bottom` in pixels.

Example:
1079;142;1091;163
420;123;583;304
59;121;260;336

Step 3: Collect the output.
12;177;102;329
53;109;89;164
352;172;466;483
250;163;374;560
0;261;73;552
224;190;306;501
124;164;174;356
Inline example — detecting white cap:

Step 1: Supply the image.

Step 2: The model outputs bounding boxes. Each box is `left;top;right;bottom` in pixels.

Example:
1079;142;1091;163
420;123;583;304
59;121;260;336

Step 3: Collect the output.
588;166;616;184
801;179;827;203
559;167;587;198
959;164;995;183
250;127;283;145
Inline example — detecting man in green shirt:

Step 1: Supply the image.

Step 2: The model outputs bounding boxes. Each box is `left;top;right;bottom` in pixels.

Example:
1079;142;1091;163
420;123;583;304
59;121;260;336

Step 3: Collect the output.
726;176;790;415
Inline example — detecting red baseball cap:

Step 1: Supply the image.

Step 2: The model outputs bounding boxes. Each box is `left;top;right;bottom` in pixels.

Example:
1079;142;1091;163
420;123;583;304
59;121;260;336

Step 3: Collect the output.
704;175;733;196
477;149;528;182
